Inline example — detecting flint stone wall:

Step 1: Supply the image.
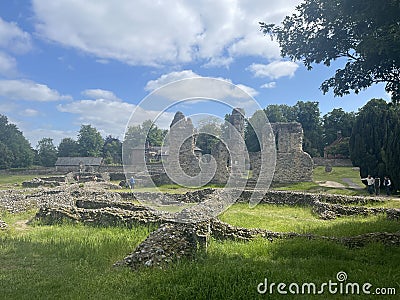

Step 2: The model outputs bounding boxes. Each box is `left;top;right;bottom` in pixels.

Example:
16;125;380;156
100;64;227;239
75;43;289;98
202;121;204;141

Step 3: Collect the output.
250;123;313;183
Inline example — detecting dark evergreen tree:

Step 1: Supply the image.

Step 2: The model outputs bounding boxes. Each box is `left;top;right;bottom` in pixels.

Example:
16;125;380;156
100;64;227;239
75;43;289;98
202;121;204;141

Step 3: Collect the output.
350;99;396;186
382;106;400;191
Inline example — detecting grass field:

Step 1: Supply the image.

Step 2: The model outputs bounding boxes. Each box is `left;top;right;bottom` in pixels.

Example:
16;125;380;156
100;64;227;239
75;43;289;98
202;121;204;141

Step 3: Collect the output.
0;168;399;299
1;207;399;299
0;174;41;190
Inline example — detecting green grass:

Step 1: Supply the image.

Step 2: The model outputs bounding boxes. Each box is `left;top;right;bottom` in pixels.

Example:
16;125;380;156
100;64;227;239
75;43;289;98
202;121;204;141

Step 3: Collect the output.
272;166;371;196
1;210;399;299
0;174;42;189
313;166;364;188
1;167;399;298
219;203;400;237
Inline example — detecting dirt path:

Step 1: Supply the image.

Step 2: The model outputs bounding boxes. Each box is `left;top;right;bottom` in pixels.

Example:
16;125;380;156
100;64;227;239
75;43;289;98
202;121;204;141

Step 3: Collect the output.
342;178;364;190
318;181;346;188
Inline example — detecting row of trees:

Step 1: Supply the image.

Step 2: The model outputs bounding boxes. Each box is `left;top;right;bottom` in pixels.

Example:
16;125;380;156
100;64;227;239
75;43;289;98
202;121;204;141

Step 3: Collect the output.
245;101;355;157
36;125;114;167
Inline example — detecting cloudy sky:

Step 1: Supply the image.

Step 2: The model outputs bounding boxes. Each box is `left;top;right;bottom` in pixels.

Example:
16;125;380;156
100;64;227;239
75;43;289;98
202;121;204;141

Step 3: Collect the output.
0;0;389;147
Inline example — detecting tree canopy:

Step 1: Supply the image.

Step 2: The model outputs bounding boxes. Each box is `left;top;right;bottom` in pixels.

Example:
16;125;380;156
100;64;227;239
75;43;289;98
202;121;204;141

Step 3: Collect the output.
195;117;222;155
260;0;400;103
0;114;34;169
37;138;58;167
77;125;104;157
124;120;167;149
322;108;355;146
58;138;80;157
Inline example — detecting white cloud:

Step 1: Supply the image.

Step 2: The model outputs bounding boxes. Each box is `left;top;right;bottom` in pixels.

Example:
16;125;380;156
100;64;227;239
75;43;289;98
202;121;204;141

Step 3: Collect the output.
248;61;299;79
0;80;72;102
0;51;17;76
28;128;77;148
228;32;281;60
82;89;120;101
32;0;301;66
145;71;258;100
19;108;40;117
260;82;276;89
236;84;258;97
145;70;200;91
0;17;32;53
58;98;175;137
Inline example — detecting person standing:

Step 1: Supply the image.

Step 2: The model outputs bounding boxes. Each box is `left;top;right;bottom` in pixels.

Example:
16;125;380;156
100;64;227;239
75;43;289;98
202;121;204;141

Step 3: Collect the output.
129;176;135;189
361;175;375;195
383;176;392;196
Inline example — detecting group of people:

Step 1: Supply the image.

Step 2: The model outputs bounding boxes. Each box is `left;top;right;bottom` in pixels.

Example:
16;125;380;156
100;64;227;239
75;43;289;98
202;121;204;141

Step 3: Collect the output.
362;175;392;196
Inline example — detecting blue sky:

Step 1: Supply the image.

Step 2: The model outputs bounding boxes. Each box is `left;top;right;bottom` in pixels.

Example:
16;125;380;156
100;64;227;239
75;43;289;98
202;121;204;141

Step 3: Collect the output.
0;0;390;147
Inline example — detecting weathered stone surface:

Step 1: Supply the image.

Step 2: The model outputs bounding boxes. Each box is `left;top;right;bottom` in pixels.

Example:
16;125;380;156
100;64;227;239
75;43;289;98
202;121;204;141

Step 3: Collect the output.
22;178;61;188
115;222;206;269
166;111;200;180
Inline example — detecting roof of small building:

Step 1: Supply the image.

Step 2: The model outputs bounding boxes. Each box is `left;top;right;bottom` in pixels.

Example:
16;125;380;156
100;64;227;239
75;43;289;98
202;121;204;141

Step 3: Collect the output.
55;157;103;166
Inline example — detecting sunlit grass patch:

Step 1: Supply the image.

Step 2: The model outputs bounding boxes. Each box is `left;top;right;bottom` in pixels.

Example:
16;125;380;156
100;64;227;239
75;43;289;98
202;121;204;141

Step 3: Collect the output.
219;203;400;237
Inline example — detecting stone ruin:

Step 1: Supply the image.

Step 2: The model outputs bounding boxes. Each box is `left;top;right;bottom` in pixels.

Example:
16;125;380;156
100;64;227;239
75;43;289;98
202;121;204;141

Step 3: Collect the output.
250;122;313;183
21;172;110;188
164;111;201;181
1;182;399;269
25;187;399;270
153;108;313;186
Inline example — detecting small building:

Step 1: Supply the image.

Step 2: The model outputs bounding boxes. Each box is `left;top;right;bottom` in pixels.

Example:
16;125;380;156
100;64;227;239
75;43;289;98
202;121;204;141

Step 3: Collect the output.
55;157;103;172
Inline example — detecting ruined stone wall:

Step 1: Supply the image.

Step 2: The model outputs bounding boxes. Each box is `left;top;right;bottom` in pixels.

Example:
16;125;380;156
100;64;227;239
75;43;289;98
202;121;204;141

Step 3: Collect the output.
166;112;200;181
250;122;313;183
